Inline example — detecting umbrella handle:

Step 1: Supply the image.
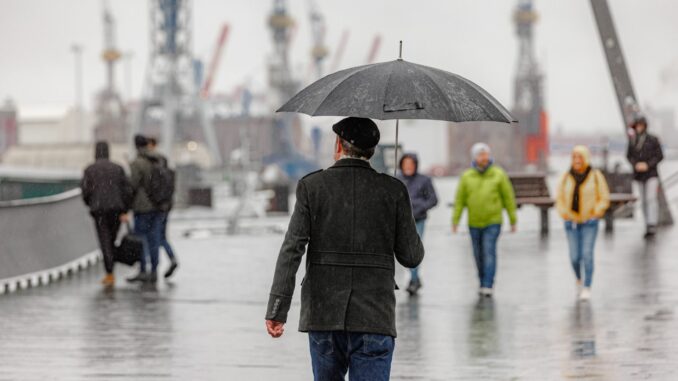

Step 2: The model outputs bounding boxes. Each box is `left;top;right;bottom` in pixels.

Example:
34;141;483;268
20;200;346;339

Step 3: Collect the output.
393;119;399;177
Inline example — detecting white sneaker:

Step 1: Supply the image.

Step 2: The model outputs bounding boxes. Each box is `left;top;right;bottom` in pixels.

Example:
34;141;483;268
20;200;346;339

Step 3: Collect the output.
579;287;591;301
479;287;493;297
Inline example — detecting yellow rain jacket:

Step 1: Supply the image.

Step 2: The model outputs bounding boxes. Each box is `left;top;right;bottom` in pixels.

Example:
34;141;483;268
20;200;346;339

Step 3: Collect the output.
556;146;611;223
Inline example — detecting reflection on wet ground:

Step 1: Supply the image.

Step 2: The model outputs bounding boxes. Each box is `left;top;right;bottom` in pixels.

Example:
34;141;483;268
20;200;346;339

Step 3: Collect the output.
1;178;678;380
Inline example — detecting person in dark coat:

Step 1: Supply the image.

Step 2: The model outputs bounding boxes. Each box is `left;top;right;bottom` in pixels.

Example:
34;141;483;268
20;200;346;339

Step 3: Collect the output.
626;116;664;237
397;152;438;295
265;117;424;381
126;135;163;283
147;137;178;278
81;141;132;287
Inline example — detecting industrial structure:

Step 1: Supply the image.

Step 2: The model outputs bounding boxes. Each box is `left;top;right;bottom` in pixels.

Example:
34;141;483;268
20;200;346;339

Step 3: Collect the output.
0;100;18;158
512;0;548;171
133;0;221;165
93;0;127;144
447;0;547;173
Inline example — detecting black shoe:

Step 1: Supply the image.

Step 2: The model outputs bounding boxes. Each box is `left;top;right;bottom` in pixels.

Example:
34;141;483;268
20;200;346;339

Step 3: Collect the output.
406;280;422;296
644;225;657;239
164;262;178;279
126;272;147;283
145;272;158;283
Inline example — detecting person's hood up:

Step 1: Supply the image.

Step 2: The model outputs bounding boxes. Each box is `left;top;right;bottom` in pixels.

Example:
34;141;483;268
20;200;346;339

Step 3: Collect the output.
571;145;591;168
399;153;419;175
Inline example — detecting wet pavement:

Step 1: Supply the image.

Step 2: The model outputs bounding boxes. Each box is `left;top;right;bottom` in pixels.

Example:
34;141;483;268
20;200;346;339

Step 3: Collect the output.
2;170;678;380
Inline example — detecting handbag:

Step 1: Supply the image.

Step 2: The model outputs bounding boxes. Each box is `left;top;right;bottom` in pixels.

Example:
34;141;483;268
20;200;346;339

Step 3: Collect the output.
114;222;143;266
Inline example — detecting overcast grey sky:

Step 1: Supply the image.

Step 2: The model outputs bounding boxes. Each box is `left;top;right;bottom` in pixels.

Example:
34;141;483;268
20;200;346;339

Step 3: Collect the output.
1;0;677;164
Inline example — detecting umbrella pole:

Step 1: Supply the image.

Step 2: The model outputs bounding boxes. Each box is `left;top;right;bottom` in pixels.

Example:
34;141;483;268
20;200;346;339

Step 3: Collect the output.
393;119;399;176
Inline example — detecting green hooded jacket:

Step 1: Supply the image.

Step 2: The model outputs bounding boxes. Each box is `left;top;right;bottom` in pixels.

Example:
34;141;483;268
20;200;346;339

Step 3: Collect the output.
452;165;517;228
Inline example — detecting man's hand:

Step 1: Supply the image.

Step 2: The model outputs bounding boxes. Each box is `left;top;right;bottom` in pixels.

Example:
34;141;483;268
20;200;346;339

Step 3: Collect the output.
510;225;517;233
119;213;129;223
452;225;458;234
635;162;649;172
266;320;285;338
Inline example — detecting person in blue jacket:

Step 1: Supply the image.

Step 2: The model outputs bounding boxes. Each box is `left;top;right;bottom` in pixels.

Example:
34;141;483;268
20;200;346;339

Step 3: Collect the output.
398;153;439;295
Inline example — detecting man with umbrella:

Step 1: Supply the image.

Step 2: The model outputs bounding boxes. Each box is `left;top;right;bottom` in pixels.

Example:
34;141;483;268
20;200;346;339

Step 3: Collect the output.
265;117;424;380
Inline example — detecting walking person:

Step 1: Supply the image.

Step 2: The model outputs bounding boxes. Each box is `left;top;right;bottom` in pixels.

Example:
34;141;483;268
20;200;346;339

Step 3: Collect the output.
125;135;164;283
556;145;610;301
452;143;517;297
80;141;133;287
626;116;664;238
265;117;424;381
147;137;178;278
397;153;438;296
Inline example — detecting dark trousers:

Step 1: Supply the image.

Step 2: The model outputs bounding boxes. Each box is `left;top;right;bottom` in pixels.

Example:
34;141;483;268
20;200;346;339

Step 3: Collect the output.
159;212;176;261
134;211;163;273
308;331;395;381
91;211;121;274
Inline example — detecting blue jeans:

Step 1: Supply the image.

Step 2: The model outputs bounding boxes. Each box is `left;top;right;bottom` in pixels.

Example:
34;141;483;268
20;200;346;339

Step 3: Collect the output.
469;224;501;288
309;331;394;381
159;212;176;261
410;220;426;283
134;211;163;273
564;219;599;288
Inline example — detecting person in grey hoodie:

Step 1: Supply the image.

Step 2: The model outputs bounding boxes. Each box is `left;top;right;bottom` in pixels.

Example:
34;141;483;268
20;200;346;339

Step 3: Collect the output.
397;153;438;295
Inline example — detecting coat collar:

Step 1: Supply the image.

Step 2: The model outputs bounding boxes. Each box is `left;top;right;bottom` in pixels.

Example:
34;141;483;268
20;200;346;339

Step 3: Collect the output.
330;158;374;170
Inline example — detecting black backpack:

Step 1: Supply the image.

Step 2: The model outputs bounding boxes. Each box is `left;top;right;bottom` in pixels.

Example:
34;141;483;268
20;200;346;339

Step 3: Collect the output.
147;156;176;207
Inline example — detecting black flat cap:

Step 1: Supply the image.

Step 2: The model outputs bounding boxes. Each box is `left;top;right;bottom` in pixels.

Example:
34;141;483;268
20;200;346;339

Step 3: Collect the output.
332;117;380;149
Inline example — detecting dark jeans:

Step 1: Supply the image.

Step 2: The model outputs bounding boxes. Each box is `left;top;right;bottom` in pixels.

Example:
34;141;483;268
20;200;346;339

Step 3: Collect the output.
309;331;394;381
469;224;502;288
91;211;121;274
565;219;599;287
159;212;176;261
134;211;163;273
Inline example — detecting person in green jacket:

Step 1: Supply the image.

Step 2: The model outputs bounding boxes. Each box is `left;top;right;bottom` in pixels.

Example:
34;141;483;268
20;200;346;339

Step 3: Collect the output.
452;143;517;297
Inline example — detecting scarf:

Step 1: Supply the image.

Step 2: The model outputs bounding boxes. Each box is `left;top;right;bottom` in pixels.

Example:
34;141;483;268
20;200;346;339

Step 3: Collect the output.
569;166;592;212
472;159;494;174
634;131;647;151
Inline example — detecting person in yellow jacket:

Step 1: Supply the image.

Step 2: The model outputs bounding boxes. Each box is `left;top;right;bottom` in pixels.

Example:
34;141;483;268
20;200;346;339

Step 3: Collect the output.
556;145;610;301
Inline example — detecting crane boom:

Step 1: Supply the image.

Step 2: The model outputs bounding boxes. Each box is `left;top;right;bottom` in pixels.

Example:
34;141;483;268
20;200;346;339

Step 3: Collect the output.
589;0;639;129
201;24;230;98
329;30;349;73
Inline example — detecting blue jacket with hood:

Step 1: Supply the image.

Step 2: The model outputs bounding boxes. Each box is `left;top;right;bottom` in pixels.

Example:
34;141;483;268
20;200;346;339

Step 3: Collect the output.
397;153;439;222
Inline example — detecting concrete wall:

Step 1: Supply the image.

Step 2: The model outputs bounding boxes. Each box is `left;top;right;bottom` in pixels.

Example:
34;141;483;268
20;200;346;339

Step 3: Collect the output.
0;189;100;293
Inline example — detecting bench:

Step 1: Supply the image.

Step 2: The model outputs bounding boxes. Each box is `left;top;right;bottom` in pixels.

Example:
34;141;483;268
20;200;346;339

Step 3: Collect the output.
509;173;554;235
510;172;637;234
448;172;636;235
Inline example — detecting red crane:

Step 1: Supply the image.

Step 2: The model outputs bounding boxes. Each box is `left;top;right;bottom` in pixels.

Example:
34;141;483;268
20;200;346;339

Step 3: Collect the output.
201;24;230;99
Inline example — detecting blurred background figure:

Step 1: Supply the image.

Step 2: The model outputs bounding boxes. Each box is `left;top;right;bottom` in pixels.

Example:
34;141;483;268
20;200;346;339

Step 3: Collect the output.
556;145;610;301
452;143;517;297
397;153;438;296
627;116;664;238
80;141;132;287
147;137;178;279
126;135;163;283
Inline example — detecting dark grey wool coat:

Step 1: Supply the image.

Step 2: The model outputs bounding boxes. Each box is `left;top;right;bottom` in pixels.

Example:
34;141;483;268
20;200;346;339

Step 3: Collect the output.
265;158;424;337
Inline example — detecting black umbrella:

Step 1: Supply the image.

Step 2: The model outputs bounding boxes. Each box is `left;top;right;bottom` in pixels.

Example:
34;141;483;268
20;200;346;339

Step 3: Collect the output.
277;42;516;174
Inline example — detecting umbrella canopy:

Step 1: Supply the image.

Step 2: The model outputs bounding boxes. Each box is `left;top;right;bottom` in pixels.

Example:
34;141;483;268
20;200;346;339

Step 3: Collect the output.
277;59;516;124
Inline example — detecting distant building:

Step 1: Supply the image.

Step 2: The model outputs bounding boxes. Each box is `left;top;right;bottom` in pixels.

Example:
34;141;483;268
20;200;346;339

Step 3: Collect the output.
18;106;94;145
0;99;18;158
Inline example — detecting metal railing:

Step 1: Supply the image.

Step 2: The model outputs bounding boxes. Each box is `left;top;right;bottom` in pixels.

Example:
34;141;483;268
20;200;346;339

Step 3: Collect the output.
0;188;100;294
